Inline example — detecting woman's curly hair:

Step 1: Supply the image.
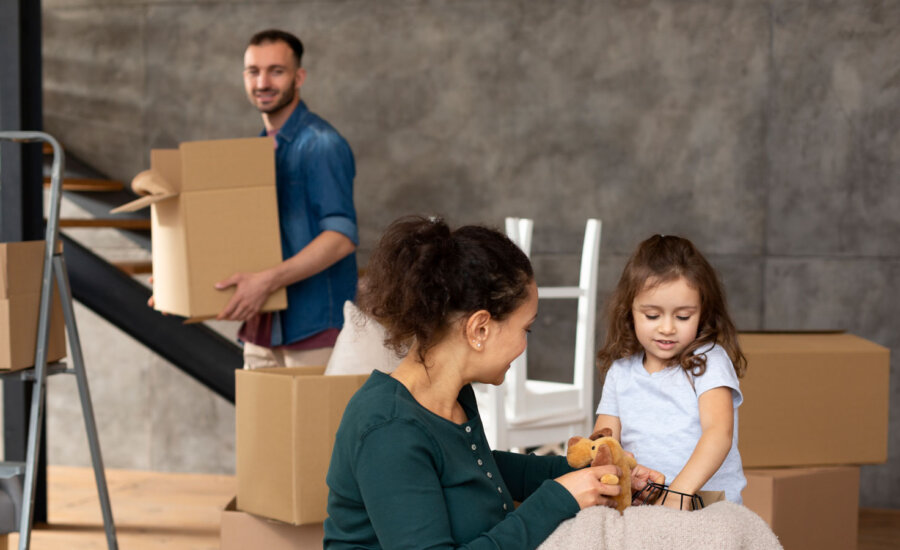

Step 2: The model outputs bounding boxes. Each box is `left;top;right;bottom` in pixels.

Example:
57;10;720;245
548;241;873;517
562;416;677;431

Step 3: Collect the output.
357;215;533;364
597;234;746;379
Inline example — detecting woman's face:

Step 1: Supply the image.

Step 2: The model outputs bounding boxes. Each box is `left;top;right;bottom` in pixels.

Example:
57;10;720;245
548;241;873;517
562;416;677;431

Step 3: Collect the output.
478;281;538;385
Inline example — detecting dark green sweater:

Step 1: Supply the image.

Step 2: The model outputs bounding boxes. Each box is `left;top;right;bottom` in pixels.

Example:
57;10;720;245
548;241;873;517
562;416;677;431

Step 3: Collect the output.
324;371;580;549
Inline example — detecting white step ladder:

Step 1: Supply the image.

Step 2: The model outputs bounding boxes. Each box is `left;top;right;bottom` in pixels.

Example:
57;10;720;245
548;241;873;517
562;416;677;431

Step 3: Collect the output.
0;131;118;549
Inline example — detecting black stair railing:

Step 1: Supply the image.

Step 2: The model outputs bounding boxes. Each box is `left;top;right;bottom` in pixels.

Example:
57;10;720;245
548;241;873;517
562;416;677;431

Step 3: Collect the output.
61;234;242;402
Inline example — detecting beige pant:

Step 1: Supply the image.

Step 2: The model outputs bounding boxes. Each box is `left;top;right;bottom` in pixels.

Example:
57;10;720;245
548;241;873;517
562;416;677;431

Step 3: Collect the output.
242;341;334;369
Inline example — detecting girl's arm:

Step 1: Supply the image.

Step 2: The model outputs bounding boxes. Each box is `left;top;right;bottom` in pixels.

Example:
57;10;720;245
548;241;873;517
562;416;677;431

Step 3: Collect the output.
664;386;733;509
592;414;621;441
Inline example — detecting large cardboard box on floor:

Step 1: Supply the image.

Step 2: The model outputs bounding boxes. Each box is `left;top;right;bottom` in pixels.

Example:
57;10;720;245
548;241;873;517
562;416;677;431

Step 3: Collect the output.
236;366;368;525
737;332;889;468
743;466;859;550
113;137;287;321
0;241;66;370
220;497;324;549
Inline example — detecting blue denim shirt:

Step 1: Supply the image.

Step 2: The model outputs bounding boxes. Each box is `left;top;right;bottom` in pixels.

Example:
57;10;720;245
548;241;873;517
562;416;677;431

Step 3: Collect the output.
265;101;358;346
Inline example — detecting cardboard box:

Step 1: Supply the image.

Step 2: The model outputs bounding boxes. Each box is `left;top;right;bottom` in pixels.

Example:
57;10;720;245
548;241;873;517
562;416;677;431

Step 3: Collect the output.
113;138;287;320
0;241;66;370
220;497;323;550
738;332;889;467
236;366;368;525
743;466;859;550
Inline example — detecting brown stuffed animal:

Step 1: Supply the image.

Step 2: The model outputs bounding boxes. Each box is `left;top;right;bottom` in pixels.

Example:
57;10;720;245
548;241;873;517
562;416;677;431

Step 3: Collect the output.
566;428;639;512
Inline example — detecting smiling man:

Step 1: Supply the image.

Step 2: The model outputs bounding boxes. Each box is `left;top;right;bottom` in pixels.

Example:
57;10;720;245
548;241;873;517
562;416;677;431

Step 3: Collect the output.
215;29;359;369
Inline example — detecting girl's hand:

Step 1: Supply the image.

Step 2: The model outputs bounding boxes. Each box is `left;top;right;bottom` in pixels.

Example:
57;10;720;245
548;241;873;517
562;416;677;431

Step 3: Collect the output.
555;465;623;510
660;495;693;511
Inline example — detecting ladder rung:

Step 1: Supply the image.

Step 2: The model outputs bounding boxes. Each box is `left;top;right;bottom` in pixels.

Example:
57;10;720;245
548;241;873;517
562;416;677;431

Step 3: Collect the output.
44;177;124;192
57;218;150;230
0;462;26;477
16;362;72;381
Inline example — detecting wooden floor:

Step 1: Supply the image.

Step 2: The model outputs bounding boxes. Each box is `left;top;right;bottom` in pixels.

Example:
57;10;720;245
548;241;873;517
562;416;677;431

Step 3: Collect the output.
2;466;897;549
10;466;234;550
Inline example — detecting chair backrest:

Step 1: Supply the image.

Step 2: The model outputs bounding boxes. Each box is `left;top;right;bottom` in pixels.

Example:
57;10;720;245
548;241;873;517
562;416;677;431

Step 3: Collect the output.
504;217;602;419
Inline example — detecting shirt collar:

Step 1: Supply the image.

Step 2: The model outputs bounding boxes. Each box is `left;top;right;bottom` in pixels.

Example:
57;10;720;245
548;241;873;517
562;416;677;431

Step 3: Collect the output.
259;100;309;143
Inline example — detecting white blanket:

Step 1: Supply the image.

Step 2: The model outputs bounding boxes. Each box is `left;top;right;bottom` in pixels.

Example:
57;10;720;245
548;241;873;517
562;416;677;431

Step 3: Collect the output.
538;501;783;550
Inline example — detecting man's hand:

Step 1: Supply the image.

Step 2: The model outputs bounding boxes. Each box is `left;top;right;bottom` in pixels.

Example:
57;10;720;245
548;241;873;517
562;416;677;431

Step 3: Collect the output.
215;271;277;321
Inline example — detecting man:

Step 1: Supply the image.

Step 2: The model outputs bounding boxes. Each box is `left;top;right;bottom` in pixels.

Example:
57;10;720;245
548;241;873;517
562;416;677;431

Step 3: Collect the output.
215;29;358;368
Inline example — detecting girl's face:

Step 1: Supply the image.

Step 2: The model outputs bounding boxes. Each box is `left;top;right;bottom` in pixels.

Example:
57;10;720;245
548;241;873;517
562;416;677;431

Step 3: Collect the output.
477;281;538;385
631;276;701;373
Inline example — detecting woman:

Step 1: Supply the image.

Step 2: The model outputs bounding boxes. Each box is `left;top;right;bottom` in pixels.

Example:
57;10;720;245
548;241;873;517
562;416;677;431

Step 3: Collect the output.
324;216;662;549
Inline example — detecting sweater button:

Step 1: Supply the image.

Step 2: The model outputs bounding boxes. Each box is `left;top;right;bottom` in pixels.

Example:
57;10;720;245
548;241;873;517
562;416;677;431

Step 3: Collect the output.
487;472;493;479
503;503;508;510
471;444;477;451
465;426;472;433
477;459;483;466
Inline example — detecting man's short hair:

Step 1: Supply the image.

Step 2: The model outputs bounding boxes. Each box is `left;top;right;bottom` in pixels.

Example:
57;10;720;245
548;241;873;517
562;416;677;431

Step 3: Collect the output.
248;29;304;67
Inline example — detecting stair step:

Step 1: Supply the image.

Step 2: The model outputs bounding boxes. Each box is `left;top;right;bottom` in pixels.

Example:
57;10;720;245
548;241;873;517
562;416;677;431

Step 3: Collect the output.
44;177;124;192
57;218;151;230
113;261;152;275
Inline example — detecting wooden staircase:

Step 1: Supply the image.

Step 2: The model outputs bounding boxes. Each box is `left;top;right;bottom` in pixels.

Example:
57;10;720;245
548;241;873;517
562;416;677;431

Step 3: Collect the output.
43;144;153;275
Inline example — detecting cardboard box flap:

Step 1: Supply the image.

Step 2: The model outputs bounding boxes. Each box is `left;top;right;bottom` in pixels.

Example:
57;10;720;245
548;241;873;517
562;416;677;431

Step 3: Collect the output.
180;138;275;192
111;168;178;213
740;332;889;355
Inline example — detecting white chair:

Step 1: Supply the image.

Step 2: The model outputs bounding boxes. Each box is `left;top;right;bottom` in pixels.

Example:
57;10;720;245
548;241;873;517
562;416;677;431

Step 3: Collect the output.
474;217;602;451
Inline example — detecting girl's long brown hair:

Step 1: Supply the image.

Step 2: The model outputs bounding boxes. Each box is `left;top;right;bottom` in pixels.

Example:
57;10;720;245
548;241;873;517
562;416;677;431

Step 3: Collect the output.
597;235;746;378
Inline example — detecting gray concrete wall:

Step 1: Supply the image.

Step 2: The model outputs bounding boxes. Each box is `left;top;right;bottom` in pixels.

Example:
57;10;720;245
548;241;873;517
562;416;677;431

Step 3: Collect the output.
34;1;899;508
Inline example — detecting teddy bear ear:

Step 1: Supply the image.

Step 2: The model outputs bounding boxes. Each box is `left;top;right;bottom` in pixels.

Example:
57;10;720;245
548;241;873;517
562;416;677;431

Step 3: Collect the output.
590;428;613;440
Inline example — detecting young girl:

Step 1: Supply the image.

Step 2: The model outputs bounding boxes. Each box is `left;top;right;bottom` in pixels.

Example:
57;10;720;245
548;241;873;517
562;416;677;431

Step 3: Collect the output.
594;234;747;507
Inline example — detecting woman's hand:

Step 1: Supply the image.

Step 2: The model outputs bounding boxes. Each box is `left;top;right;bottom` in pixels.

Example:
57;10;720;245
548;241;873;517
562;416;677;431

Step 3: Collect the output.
630;463;665;493
555;465;623;510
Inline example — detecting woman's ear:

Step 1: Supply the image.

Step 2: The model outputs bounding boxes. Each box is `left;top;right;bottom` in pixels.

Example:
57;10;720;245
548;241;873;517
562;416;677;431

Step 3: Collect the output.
465;310;492;350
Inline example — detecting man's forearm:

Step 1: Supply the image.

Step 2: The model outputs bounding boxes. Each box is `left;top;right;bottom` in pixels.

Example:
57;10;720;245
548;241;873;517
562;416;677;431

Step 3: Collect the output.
264;230;356;292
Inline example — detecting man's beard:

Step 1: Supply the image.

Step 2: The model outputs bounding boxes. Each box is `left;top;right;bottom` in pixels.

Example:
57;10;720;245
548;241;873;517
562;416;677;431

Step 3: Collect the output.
253;84;296;115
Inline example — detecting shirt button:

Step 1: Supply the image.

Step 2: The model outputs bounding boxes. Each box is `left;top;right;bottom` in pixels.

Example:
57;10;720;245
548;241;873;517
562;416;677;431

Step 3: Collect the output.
487;472;493;479
503;503;508;510
465;426;472;433
477;459;483;466
471;444;477;451
497;487;503;494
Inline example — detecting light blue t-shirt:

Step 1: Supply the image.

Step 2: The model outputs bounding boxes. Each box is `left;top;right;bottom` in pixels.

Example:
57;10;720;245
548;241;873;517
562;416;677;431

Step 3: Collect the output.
596;344;746;503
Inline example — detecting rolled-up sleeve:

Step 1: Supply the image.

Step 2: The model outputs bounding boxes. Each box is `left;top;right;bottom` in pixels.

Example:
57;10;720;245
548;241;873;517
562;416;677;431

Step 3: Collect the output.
304;129;358;245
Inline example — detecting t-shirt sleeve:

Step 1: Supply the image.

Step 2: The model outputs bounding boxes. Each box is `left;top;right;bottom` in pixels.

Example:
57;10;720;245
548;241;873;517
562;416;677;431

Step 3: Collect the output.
693;346;743;407
596;363;620;416
302;131;359;245
355;420;578;549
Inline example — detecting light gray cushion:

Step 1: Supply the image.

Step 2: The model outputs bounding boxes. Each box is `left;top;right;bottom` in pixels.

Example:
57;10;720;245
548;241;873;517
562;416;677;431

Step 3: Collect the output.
324;301;401;376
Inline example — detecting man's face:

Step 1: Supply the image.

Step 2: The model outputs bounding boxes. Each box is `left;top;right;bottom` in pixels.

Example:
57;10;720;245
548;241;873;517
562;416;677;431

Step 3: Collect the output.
243;41;305;115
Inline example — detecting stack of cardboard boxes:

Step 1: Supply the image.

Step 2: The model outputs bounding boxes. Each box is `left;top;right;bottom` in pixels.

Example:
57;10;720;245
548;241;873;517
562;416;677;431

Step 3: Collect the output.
738;332;890;550
223;367;369;548
0;241;66;371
